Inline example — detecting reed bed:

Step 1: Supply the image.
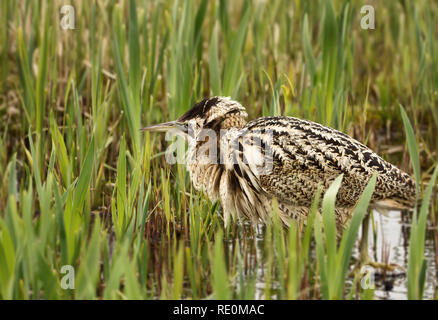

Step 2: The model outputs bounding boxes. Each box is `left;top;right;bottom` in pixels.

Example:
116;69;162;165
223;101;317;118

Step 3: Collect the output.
0;0;437;299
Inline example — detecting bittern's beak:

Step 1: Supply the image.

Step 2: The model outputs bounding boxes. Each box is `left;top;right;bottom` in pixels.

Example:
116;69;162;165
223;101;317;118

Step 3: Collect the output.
141;121;186;133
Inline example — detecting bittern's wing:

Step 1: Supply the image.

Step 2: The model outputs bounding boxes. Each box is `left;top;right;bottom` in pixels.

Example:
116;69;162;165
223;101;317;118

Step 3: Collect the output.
237;116;416;209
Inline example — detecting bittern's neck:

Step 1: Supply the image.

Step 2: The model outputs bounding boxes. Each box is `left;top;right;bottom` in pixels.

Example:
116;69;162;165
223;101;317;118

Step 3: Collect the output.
186;113;246;201
211;113;247;131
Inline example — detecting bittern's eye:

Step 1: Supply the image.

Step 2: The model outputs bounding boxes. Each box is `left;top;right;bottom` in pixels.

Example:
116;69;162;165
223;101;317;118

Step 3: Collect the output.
186;123;195;138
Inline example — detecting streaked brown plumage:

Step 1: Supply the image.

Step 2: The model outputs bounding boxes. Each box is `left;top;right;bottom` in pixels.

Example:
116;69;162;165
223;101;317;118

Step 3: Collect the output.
143;96;416;231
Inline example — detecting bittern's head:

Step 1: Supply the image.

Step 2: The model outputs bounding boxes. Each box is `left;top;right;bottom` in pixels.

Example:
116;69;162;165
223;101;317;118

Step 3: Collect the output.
141;96;248;139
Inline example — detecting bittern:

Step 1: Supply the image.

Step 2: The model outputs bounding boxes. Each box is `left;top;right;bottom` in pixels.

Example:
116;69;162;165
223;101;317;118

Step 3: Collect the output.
143;96;416;262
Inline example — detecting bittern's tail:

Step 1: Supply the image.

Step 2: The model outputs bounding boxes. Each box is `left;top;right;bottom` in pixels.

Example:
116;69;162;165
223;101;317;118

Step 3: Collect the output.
374;171;417;212
373;186;417;213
